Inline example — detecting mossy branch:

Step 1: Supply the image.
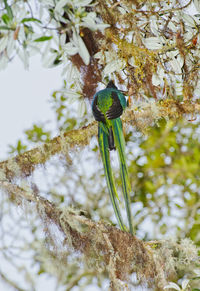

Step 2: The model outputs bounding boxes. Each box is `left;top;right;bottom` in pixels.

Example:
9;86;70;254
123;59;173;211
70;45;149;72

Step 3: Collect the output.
0;100;199;181
0;180;198;290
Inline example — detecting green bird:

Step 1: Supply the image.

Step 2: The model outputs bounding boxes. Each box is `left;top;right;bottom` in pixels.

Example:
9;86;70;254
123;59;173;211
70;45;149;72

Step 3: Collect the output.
92;81;134;235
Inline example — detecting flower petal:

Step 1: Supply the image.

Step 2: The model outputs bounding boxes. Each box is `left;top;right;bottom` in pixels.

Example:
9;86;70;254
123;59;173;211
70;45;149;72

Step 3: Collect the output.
0;35;8;53
76;34;90;65
164;282;181;291
103;59;126;75
143;37;164;50
182;279;189;289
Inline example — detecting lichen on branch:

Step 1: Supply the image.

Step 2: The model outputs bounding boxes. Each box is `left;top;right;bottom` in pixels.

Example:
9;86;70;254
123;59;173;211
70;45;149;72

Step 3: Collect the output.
0;100;199;181
0;180;198;290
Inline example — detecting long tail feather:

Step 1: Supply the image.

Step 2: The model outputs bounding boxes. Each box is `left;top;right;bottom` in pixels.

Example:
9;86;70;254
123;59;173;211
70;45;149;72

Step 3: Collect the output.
111;119;134;235
98;123;126;231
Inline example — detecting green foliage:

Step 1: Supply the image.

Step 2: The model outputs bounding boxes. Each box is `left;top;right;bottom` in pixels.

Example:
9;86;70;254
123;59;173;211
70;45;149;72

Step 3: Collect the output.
126;119;200;245
1;14;10;25
8;139;27;155
3;0;13;20
34;36;53;42
25;124;51;143
21;18;42;24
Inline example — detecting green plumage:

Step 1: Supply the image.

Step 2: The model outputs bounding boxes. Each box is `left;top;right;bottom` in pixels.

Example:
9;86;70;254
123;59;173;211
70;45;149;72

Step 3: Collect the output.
92;82;134;235
98;122;126;231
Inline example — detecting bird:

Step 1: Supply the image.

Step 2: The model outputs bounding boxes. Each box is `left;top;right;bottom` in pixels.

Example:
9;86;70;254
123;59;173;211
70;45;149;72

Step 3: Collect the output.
92;81;134;235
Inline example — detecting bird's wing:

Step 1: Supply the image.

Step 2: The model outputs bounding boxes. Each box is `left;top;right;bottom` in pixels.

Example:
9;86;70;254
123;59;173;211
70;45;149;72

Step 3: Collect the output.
106;91;123;120
92;94;106;123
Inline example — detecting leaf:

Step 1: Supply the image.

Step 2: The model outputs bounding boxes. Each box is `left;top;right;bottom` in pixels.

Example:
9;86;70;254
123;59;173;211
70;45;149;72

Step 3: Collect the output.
21;17;42;24
8;140;27;155
34;36;53;42
25;125;51;143
1;14;10;25
0;25;14;30
3;0;13;20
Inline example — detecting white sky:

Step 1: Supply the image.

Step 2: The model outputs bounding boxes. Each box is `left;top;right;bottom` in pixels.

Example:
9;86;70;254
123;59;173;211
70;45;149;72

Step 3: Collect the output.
0;55;62;160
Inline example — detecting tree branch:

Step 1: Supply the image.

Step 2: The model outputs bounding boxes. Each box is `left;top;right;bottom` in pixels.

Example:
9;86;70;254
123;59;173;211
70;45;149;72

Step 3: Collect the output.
0;100;199;181
0;179;198;291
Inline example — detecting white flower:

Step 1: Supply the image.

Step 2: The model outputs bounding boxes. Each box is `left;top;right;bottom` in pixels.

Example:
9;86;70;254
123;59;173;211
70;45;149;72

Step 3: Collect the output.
194;0;200;12
162;0;176;9
164;282;181;291
167;21;177;32
152;66;165;86
55;0;93;13
0;55;8;70
6;34;15;57
164;279;190;291
63;90;82;99
82;12;110;31
17;48;29;69
166;50;179;58
18;26;26;43
150;16;159;36
63;42;79;55
42;52;58;67
117;6;127;15
61;62;80;81
194;80;200;98
143;37;164;50
169;55;184;74
55;0;70;13
182;280;190;290
175;81;183;96
184;31;194;42
128;56;136;67
78;100;86;117
94;51;106;64
182;13;199;27
41;0;55;6
74;0;93;6
103;59;126;75
62;29;90;65
74;30;90;65
193;268;200;276
0;35;8;54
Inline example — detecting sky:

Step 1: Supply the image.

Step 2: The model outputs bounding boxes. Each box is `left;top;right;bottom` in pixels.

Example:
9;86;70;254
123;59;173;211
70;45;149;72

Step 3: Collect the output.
0;55;105;291
0;55;62;160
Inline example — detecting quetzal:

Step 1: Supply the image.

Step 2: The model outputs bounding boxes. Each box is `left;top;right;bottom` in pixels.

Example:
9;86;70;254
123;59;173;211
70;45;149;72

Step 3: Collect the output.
92;81;134;235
